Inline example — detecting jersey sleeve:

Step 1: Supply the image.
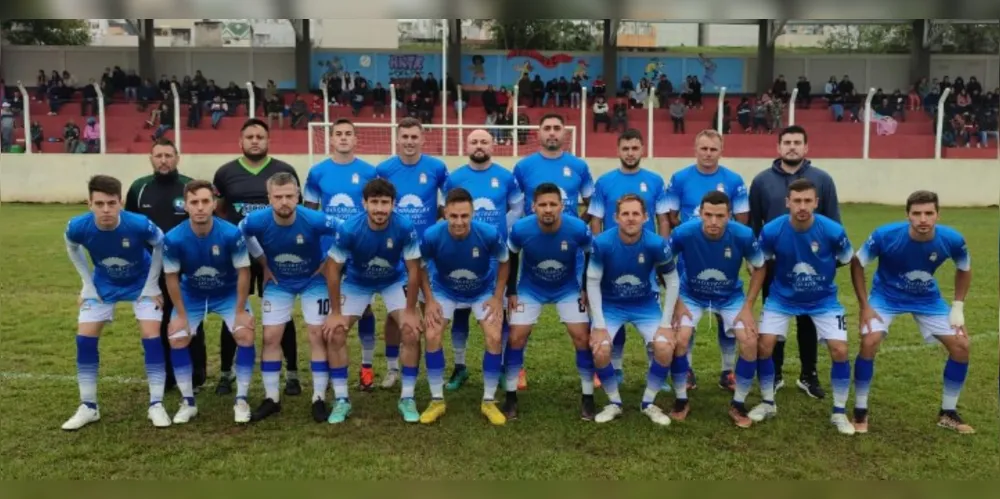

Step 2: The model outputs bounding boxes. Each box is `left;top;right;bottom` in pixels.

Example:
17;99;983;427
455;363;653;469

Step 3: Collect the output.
578;224;594;253
664;174;680;212
654;237;676;274
947;230;971;271
491;227;510;263
741;229;766;268
436;161;450;190
507;175;525;208
230;230;251;269
303;167;321;204
402;227;421;261
654;180;670;215
507;225;523;253
585;180;606;219
328;230;351;264
162;234;182;274
832;224;853;265
579;162;595;199
64;218;84;246
667;228;683;258
588;238;605;274
758;224;776;260
854;229;881;267
238;217;264;259
731;178;750;215
419;232;436;266
144;217;165;247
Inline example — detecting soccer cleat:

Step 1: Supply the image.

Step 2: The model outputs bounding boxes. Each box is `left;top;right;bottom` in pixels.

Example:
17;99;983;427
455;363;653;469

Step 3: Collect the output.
172;400;198;424
233;399;251;423
419;400;447;424
641;404;672;426
593;373;602;388
359;367;375;392
502;392;519;421
718;371;736;392
831;413;856;435
328;399;352;424
284;377;302;396
148;403;172;428
773;374;785;392
797;375;826;399
215;374;233;395
669;399;690;421
445;366;469;391
580;394;597;421
595;403;623;423
312;399;330;423
250;398;281;422
729;404;753;429
398;398;420;423
480;401;507;426
937;410;975;434
853;408;869;434
61;404;100;431
517;369;527;390
687;369;698;391
381;369;400;389
748;402;778;423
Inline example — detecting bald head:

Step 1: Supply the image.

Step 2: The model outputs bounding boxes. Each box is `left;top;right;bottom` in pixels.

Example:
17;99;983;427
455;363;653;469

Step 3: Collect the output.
466;128;494;167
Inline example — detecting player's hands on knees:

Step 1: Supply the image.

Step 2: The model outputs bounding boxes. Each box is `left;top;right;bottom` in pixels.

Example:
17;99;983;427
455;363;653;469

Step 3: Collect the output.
235;310;254;332
322;313;347;338
401;308;422;335
672;301;692;330
737;305;758;339
482;296;503;327
168;315;190;338
589;327;610;351
654;326;675;344
424;299;445;330
506;295;519;317
859;306;883;337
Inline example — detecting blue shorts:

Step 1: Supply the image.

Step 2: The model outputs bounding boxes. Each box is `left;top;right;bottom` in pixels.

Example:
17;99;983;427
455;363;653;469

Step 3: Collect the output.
603;299;663;344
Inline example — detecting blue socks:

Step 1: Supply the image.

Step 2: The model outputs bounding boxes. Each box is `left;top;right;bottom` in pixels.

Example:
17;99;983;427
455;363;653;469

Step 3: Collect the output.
76;335;99;409
141;337;166;406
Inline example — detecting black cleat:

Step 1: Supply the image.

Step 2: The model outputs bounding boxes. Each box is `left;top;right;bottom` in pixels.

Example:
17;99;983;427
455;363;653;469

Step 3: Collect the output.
774;373;785;392
580;394;596;421
502;391;519;421
284;377;302;396
797;375;826;399
215;374;233;396
250;398;282;422
311;399;330;423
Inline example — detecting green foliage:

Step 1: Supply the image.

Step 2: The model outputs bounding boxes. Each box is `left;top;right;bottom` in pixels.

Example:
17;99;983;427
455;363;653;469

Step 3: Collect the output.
473;20;601;51
1;19;91;46
821;23;1000;54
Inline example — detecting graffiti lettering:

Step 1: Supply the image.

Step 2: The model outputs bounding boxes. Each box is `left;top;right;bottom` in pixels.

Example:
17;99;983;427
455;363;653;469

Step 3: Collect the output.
389;54;425;80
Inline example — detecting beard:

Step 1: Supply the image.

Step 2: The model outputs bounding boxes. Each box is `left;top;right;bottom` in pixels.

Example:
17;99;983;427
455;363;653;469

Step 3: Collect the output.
154;168;179;182
782;155;804;167
243;146;268;163
470;151;491;164
620;158;641;170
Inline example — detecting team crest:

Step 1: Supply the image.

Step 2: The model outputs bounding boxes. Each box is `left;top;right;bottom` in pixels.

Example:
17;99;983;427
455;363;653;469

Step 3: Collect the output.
386;238;394;249
560;240;568;251
563;166;571;177
491;177;499;188
929;252;938;262
212;245;220;256
351;173;360;184
724;247;732;259
638;253;645;264
121;238;130;248
639;182;647;192
717;183;725;192
419;173;427;184
296;234;304;245
262;300;272;313
472;247;480;258
810;241;820;253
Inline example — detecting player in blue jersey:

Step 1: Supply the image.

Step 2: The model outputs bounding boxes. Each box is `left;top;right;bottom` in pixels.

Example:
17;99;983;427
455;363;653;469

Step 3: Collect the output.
303;118;382;392
750;179;856;435
587;194;683;426
669;191;767;428
664;130;751;393
440;129;524;392
511;113;594;389
375;117;449;389
239;172;338;423
586;129;670;389
417;188;512;425
62;175;169;431
323;178;423;424
505;183;594;420
162;180;255;424
850;190;975;434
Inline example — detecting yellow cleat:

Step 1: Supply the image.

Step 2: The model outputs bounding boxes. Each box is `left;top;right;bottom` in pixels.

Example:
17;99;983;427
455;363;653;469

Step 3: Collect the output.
419;400;447;424
481;401;507;426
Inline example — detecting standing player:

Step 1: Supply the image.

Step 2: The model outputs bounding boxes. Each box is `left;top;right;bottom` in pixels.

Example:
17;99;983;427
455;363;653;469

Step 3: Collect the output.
213;118;301;397
162;180;256;424
749;179;856;436
587;129;670;387
665;129;750;392
239;173;338;423
669;191;767;428
303;118;381;392
850;190;974;434
323;178;423;424
440;129;524;391
418;188;511;424
586;194;682;426
505;183;594;420
62;175;169;430
375;117;449;389
511;113;594;389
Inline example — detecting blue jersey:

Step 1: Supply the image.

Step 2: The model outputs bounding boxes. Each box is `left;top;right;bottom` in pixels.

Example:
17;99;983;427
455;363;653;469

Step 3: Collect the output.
590;229;674;305
513;151;594;217
163;218;250;300
669;219;764;307
304;157;377;252
376;154;449;237
421;220;509;302
65;211;164;302
239;207;336;294
329;212;421;289
587;168;669;233
508;215;592;302
665;165;749;223
856;222;970;315
443;163;523;241
758;214;853;315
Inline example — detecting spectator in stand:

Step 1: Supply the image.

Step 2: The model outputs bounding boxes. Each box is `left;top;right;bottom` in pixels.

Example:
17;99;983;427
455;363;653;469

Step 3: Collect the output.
350;80;369;117
771;75;789;102
737;97;752;132
151;101;174;140
0;103;14;152
530;75;544;107
837;74;855;96
953;77;966;96
481;84;498;115
907;84;923;111
137;79;156;111
210;96;229;129
191;69;207;89
570;76;583;109
100;68;115;100
620;75;635;98
753;95;771;132
670;97;687;133
308;94;325;122
47;80;68;115
890;89;906;121
83;117;101;152
223;82;242;116
943;113;968;147
868;99;898;136
30;121;43;152
592;75;606;99
78;78;98;117
325;74;342;105
543;78;558;107
420;94;435;124
265;94;284;129
955;89;971;113
157;74;171;99
264;80;278;103
965;76;982;96
485;110;501;142
8;91;24;115
496;109;512;144
405;93;421;120
656;75;673;109
372;82;388;118
35;70;48;101
630;80;649;109
63;119;82;153
124;70;141;103
923;86;941;119
611;96;629;132
795;76;812;109
496;87;510;114
288;94;308;128
689;75;704;109
770;93;784;131
187;92;202;128
977;108;998;147
592;96;611;132
410;72;426;100
823;76;838;97
425;72;440;104
557;76;570;108
916;77;931;98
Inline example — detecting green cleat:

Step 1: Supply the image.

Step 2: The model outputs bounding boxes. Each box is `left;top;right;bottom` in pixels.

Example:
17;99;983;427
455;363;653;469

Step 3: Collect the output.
445;366;469;391
327;398;352;424
398;398;420;423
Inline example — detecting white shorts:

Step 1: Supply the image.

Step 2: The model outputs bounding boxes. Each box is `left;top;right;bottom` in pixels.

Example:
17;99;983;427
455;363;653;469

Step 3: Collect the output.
434;291;499;322
508;293;589;326
603;300;664;344
341;281;407;317
262;281;329;327
78;297;162;324
759;309;848;343
862;307;954;344
678;298;745;338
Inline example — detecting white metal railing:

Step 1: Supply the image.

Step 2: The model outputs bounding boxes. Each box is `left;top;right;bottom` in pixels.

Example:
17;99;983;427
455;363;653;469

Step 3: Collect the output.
16;81;32;154
246;81;256;119
788;87;800;126
320;80;330;154
512;84;520;157
716;86;727;133
389;83;398;156
441;19;448;157
170;81;181;153
646;91;655;158
580;86;588;158
93;82;106;154
934;87;953;160
457;85;464;156
862;87;875;159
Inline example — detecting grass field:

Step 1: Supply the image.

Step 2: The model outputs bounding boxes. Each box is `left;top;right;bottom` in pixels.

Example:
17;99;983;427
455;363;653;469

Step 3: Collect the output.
1;203;997;480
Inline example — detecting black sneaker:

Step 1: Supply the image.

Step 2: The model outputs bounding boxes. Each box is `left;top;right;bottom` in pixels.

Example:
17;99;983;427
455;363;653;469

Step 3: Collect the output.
284;377;302;396
250;398;282;422
580;394;596;421
796;375;826;399
215;374;233;395
502;391;519;421
311;399;330;423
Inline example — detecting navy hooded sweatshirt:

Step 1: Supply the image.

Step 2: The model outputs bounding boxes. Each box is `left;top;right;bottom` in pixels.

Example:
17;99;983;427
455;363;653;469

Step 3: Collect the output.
748;158;841;235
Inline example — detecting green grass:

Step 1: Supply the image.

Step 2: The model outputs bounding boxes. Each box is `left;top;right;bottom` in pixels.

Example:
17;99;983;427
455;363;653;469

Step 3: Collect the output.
1;203;997;480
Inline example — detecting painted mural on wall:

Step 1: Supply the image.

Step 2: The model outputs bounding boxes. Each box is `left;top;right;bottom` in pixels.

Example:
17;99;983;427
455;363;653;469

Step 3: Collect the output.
312;51;744;93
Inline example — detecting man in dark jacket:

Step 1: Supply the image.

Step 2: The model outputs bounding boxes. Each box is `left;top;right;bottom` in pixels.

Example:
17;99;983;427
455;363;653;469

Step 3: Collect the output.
749;125;841;400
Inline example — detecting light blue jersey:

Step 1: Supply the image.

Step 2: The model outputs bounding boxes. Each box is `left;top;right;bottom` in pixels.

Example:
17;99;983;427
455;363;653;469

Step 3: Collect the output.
163;217;250;299
421;220;509;302
856;222;970;315
758;214;853;316
590;229;674;305
669;219;764;308
513;151;594;217
304;157;377;252
587;168;669;233
665;165;749;223
442;162;523;241
329;212;421;290
507;215;592;303
376;154;449;237
239;206;336;294
65;211;164;302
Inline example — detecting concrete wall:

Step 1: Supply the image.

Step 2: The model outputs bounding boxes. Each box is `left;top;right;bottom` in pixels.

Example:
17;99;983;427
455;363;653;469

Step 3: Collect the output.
2;155;997;207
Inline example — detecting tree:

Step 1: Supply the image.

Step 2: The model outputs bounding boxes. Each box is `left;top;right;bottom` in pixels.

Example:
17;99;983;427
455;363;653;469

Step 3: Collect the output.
820;22;1000;54
473;20;601;51
1;19;91;45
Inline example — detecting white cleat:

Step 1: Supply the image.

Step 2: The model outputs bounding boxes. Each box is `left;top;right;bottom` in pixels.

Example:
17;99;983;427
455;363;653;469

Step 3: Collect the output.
234;399;251;424
172;400;199;424
62;404;100;431
381;369;400;389
831;413;856;436
148;403;172;428
748;402;778;423
642;404;672;426
594;404;623;423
